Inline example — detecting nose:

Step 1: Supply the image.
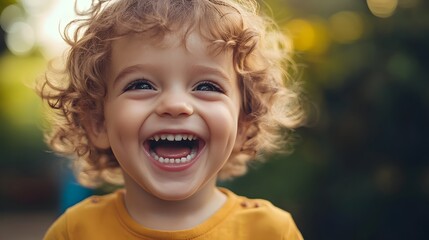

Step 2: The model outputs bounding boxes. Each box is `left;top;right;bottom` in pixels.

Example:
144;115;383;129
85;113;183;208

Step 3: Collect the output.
155;91;194;118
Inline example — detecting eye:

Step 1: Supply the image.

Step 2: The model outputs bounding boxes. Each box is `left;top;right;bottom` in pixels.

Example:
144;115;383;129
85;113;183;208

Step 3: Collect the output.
193;81;225;93
123;79;156;92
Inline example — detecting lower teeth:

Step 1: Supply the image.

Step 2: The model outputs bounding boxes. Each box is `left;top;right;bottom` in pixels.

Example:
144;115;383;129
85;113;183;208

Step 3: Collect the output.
150;149;197;164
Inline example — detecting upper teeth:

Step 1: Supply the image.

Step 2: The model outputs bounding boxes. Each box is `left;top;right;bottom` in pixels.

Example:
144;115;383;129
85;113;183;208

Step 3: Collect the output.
149;134;197;141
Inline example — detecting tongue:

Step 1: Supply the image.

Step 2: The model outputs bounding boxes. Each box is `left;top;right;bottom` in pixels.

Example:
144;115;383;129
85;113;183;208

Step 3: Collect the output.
154;143;192;159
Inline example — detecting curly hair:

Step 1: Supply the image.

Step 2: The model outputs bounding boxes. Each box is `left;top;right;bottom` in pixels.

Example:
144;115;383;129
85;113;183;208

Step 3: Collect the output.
37;0;306;187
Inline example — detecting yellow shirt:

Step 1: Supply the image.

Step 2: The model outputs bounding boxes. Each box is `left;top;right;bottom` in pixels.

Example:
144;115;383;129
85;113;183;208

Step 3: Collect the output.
44;188;303;240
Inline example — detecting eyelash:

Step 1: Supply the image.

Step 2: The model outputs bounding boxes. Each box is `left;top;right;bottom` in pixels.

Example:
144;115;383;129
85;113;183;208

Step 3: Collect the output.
122;79;225;93
193;81;225;93
123;79;156;92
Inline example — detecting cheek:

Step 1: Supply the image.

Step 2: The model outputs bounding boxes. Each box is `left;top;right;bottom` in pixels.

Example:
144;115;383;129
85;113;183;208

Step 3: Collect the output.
203;103;239;146
104;100;150;143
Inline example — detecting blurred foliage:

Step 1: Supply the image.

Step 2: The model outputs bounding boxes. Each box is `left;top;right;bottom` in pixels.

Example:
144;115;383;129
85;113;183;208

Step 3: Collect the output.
0;0;428;239
0;52;57;211
0;0;55;211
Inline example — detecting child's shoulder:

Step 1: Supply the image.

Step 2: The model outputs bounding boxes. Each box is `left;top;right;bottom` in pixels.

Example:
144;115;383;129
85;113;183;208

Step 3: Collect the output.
56;190;122;231
44;190;124;240
223;187;293;218
221;188;303;239
66;189;122;217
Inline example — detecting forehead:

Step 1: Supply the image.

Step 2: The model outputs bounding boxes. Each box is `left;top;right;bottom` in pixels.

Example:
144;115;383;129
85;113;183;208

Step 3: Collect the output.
112;30;185;55
110;30;232;65
156;30;209;55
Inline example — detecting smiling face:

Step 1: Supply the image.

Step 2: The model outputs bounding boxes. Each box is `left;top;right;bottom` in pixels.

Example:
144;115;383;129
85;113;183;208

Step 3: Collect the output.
90;31;243;200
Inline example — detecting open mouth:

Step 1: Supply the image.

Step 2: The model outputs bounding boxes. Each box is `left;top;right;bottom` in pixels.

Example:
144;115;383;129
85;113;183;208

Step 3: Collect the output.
146;133;203;165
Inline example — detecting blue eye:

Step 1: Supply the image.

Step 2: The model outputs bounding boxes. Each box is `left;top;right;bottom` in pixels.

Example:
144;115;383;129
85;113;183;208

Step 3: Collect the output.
193;81;224;93
124;79;156;92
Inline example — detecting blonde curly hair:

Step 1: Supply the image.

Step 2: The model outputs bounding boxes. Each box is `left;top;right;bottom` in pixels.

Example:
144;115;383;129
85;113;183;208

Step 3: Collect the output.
37;0;306;187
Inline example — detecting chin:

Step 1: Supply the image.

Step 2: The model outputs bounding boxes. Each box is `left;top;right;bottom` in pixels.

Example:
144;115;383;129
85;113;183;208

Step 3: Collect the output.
150;185;198;201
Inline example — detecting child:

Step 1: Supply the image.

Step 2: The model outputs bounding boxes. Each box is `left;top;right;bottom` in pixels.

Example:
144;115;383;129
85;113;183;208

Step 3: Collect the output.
39;0;305;239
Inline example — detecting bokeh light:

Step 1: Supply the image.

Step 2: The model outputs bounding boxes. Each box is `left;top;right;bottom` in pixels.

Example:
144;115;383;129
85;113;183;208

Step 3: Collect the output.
285;19;315;52
1;0;91;57
0;4;25;32
20;0;51;14
284;18;330;54
32;0;82;58
367;0;398;18
5;21;35;55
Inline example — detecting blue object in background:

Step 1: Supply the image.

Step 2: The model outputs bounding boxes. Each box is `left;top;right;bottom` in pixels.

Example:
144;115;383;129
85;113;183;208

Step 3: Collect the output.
59;168;93;214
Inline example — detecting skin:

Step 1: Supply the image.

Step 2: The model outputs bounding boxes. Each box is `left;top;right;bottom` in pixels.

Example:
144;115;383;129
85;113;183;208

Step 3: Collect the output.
87;30;245;230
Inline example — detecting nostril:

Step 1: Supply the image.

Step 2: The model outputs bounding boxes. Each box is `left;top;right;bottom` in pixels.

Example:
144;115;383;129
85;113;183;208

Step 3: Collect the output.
156;100;193;117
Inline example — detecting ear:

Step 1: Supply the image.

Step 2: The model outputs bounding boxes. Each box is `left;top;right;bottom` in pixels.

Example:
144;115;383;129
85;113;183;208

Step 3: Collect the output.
82;114;110;149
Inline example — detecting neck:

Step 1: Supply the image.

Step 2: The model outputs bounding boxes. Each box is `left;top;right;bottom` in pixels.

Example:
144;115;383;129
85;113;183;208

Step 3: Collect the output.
123;175;226;230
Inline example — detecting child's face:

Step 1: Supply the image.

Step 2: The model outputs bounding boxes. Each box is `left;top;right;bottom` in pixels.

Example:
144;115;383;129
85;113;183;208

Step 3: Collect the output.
98;31;243;200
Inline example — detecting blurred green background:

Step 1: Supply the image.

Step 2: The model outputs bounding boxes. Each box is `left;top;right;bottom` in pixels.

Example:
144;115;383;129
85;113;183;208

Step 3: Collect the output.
0;0;428;239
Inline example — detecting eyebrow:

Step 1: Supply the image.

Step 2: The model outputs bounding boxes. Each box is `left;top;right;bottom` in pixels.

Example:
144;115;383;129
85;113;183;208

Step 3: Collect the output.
113;64;158;87
189;64;232;82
